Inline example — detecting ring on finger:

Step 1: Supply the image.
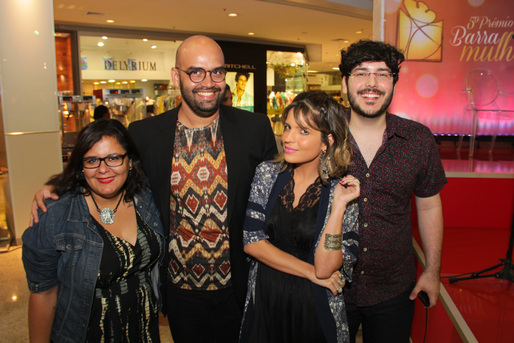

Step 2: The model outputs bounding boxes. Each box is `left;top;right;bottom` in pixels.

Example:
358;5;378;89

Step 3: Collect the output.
338;280;344;287
354;179;360;184
337;287;343;294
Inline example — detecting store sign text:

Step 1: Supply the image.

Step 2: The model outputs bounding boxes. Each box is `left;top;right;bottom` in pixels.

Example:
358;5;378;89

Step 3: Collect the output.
224;64;256;70
104;58;157;71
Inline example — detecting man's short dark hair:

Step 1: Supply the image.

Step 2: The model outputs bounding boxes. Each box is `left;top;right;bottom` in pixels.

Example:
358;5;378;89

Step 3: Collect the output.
235;72;250;82
339;40;405;85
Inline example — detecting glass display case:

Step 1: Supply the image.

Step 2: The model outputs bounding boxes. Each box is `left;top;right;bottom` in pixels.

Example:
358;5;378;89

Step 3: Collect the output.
59;95;95;149
101;88;147;127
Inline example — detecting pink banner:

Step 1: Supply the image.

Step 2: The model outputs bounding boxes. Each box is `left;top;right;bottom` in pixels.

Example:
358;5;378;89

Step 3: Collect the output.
384;0;514;136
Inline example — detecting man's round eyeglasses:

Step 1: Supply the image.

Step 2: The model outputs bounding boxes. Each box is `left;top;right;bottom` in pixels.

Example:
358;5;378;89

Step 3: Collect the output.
349;71;395;81
176;67;226;83
82;153;127;169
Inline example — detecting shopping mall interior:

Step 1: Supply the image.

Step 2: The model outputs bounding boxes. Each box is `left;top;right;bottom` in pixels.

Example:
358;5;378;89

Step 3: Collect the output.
0;0;513;342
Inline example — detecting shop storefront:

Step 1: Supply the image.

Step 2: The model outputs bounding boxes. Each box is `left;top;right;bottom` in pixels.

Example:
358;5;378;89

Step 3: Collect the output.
54;28;308;146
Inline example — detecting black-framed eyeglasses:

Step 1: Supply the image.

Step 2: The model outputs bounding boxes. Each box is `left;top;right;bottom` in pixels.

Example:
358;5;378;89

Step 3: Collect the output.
175;67;226;83
349;71;395;81
82;153;127;169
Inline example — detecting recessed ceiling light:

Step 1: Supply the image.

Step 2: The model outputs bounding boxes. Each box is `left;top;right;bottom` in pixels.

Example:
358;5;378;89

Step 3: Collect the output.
356;29;363;34
102;36;108;40
143;38;148;41
332;67;340;70
108;80;115;83
228;13;238;17
106;19;115;23
308;70;318;73
248;32;254;36
97;42;104;47
151;45;157;49
130;80;136;83
141;79;148;82
100;81;107;84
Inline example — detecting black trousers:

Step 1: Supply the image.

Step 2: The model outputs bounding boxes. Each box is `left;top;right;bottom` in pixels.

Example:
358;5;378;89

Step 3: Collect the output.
166;285;242;343
345;285;416;343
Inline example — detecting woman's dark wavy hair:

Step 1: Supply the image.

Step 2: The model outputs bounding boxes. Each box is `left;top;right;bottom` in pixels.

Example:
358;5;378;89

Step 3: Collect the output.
46;119;145;201
276;90;352;184
339;40;405;85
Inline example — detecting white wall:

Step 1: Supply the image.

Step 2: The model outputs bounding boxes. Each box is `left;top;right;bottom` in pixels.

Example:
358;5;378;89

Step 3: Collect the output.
0;0;62;241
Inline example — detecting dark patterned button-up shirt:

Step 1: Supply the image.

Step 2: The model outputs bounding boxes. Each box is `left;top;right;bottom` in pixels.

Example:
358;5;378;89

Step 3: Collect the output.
344;113;447;307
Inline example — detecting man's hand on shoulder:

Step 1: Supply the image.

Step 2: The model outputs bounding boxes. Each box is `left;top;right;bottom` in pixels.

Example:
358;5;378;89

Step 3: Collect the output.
29;186;59;226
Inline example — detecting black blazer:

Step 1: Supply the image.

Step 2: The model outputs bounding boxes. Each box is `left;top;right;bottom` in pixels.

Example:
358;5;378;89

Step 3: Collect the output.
128;104;278;310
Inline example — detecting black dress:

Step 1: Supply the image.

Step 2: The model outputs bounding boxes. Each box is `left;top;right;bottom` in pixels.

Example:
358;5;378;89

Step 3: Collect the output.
247;176;326;343
86;209;162;342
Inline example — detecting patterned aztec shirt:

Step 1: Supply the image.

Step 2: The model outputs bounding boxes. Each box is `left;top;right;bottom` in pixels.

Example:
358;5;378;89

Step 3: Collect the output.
343;113;447;307
168;116;231;290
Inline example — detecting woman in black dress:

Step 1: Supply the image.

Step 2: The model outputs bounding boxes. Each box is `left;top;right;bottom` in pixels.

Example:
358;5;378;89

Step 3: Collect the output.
240;91;360;343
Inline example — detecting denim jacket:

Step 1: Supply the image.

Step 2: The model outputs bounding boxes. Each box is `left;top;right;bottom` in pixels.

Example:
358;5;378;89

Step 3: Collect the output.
22;185;164;343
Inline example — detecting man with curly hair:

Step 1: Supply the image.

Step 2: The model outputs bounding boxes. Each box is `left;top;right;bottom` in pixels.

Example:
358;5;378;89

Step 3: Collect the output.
339;40;447;343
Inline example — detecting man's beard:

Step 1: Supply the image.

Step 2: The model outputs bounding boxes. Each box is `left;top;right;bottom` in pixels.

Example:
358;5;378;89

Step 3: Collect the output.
180;82;223;117
348;88;393;119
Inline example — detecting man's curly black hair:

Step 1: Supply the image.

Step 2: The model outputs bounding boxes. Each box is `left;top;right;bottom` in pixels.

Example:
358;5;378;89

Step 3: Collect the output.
339;40;405;85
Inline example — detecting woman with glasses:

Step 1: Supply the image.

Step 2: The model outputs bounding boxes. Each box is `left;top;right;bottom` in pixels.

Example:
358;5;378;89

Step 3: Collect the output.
22;119;164;343
240;91;360;343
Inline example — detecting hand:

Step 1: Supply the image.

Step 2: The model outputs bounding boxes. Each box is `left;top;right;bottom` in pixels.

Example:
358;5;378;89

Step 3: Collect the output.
29;186;58;227
333;175;360;208
310;270;346;296
409;270;440;308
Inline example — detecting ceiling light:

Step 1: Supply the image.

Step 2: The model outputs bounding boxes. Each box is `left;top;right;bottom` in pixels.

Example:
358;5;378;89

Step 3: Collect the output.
228;13;238;17
100;81;107;84
151;45;157;49
141;79;148;82
106;19;115;23
308;70;318;73
102;36;108;40
356;29;363;34
130;80;136;83
248;32;255;36
143;38;148;41
332;67;340;70
97;42;104;47
108;80;115;83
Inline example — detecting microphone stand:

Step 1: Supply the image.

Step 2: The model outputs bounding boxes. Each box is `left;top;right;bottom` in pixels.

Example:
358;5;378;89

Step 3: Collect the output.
449;213;513;283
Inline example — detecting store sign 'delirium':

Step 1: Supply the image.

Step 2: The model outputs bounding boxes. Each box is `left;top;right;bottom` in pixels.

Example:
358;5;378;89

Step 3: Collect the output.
103;58;157;71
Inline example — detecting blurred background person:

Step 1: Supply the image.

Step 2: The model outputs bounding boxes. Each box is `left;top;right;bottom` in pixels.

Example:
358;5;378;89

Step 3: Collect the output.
93;104;110;120
222;84;233;106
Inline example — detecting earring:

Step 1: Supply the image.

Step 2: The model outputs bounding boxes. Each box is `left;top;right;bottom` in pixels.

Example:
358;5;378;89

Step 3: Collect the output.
321;150;330;180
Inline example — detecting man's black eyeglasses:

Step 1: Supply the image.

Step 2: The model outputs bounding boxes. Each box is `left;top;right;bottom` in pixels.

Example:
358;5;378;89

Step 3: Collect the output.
175;67;226;83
